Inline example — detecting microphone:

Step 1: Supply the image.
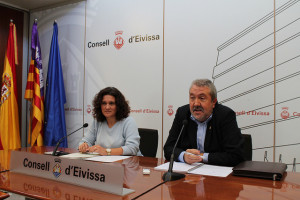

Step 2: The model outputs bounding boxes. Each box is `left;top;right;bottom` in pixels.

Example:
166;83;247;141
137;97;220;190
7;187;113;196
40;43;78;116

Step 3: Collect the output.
52;123;88;156
131;120;188;200
162;119;188;181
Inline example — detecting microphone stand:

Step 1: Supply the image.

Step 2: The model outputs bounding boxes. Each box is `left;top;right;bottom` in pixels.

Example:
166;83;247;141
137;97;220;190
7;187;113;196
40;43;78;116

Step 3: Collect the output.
52;123;88;156
162;120;187;181
131;120;188;200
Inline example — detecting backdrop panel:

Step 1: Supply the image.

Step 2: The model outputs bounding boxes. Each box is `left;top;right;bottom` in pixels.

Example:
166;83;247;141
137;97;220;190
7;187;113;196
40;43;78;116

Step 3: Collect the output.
275;0;300;164
164;0;274;156
85;0;163;157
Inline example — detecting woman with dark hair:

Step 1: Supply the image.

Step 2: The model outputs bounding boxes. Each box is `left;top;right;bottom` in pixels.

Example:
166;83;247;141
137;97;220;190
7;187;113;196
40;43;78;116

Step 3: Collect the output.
78;87;140;156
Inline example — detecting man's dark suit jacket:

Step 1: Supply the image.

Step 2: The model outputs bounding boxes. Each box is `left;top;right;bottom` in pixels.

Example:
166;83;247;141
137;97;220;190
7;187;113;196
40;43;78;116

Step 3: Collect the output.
164;103;244;166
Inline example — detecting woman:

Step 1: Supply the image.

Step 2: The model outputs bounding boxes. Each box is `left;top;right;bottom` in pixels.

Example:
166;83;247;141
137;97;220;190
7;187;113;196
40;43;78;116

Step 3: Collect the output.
78;87;140;156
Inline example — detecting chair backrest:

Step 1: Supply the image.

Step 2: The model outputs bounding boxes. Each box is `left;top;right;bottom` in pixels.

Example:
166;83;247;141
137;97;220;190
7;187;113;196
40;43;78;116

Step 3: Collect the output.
138;128;158;157
242;134;252;161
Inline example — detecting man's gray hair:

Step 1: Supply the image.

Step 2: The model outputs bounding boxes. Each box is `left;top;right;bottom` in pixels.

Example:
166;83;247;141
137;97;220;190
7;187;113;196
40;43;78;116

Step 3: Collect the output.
190;79;217;100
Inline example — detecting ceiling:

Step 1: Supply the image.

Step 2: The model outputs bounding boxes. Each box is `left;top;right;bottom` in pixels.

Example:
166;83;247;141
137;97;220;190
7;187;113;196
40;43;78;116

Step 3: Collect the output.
0;0;84;12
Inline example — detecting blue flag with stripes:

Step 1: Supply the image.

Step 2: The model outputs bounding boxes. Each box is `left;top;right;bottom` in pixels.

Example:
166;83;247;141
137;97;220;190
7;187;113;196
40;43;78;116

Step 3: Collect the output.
44;22;67;148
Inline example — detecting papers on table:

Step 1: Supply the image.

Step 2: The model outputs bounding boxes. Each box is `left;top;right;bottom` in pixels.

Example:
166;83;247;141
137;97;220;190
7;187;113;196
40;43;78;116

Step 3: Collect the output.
60;152;132;162
190;164;233;177
155;162;202;173
85;156;132;162
59;152;98;159
154;162;233;177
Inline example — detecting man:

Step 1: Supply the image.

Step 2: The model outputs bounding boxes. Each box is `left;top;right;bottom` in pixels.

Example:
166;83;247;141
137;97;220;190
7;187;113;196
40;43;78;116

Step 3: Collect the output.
164;79;244;166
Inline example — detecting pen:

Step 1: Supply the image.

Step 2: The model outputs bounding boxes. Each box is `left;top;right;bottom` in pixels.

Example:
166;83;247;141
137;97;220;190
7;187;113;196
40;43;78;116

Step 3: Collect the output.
185;152;203;158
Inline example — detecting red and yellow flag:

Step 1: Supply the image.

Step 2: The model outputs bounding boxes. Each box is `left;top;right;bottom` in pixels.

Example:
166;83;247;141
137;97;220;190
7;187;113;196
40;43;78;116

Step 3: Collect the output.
24;21;44;146
0;22;21;150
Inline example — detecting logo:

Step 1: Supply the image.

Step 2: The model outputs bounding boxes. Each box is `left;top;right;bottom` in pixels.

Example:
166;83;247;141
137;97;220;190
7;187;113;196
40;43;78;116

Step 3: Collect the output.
52;158;62;178
167;105;174;116
52;186;62;199
281;107;289;120
87;105;92;114
1;73;12;105
113;31;125;50
3;73;11;87
88;32;160;50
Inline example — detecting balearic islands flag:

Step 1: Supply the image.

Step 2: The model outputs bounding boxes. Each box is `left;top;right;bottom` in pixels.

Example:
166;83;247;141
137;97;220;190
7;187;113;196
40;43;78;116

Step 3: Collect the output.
24;21;44;146
44;21;68;148
0;22;21;150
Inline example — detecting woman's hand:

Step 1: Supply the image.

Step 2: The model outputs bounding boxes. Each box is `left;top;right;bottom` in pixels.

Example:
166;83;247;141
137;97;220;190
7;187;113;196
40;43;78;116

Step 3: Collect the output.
78;142;90;153
88;145;107;155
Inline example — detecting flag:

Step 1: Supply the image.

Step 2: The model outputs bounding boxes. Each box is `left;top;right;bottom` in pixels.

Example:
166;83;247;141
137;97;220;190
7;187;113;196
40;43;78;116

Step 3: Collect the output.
44;22;67;148
24;21;44;146
0;150;10;172
0;138;3;150
0;22;21;150
0;150;10;187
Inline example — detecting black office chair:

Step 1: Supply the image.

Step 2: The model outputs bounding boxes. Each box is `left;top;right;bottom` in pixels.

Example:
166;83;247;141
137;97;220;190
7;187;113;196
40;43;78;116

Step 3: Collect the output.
242;134;252;161
138;128;158;157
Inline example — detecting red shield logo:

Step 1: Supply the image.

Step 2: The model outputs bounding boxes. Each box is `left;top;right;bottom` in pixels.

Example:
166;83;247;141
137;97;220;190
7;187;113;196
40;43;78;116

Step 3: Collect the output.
281;107;289;120
87;105;92;114
114;31;125;50
167;105;174;116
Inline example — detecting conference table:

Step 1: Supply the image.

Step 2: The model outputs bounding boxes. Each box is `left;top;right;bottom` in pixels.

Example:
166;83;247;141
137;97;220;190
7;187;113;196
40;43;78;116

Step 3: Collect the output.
0;147;300;200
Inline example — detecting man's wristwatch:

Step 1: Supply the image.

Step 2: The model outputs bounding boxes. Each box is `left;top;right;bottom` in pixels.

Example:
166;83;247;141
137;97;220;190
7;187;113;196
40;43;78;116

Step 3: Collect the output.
106;148;111;156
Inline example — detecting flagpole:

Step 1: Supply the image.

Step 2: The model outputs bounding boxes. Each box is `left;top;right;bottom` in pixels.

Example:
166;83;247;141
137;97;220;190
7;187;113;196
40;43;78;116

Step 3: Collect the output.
28;101;33;146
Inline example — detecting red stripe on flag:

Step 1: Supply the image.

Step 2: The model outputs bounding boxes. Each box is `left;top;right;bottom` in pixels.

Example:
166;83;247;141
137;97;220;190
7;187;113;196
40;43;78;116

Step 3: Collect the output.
33;94;41;109
25;81;34;90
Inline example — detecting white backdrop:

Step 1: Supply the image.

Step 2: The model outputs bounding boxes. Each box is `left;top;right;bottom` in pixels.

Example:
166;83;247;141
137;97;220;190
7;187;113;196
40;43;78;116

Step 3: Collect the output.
29;0;300;168
164;0;274;158
84;0;163;156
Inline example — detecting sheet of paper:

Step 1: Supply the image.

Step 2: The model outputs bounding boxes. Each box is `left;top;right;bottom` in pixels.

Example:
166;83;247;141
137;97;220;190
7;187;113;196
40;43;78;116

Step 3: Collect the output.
85;156;132;162
59;152;99;159
154;162;200;173
188;164;233;177
154;162;232;177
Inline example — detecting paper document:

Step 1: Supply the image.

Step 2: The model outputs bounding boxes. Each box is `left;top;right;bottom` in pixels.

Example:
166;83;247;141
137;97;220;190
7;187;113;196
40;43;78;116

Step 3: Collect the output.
189;164;232;177
59;152;98;159
154;162;232;177
154;162;203;173
85;156;132;162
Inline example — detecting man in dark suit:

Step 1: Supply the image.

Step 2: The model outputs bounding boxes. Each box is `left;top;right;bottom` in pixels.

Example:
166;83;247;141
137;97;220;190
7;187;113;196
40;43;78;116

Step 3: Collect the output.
164;79;244;166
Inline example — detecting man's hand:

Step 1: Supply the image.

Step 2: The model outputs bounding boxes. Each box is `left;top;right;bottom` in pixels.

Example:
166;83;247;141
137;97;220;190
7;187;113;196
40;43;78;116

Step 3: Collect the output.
184;149;203;164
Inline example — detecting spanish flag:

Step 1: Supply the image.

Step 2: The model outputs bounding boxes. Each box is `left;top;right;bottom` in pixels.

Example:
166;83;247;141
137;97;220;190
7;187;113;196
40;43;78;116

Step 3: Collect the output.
0;22;21;150
24;21;44;146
